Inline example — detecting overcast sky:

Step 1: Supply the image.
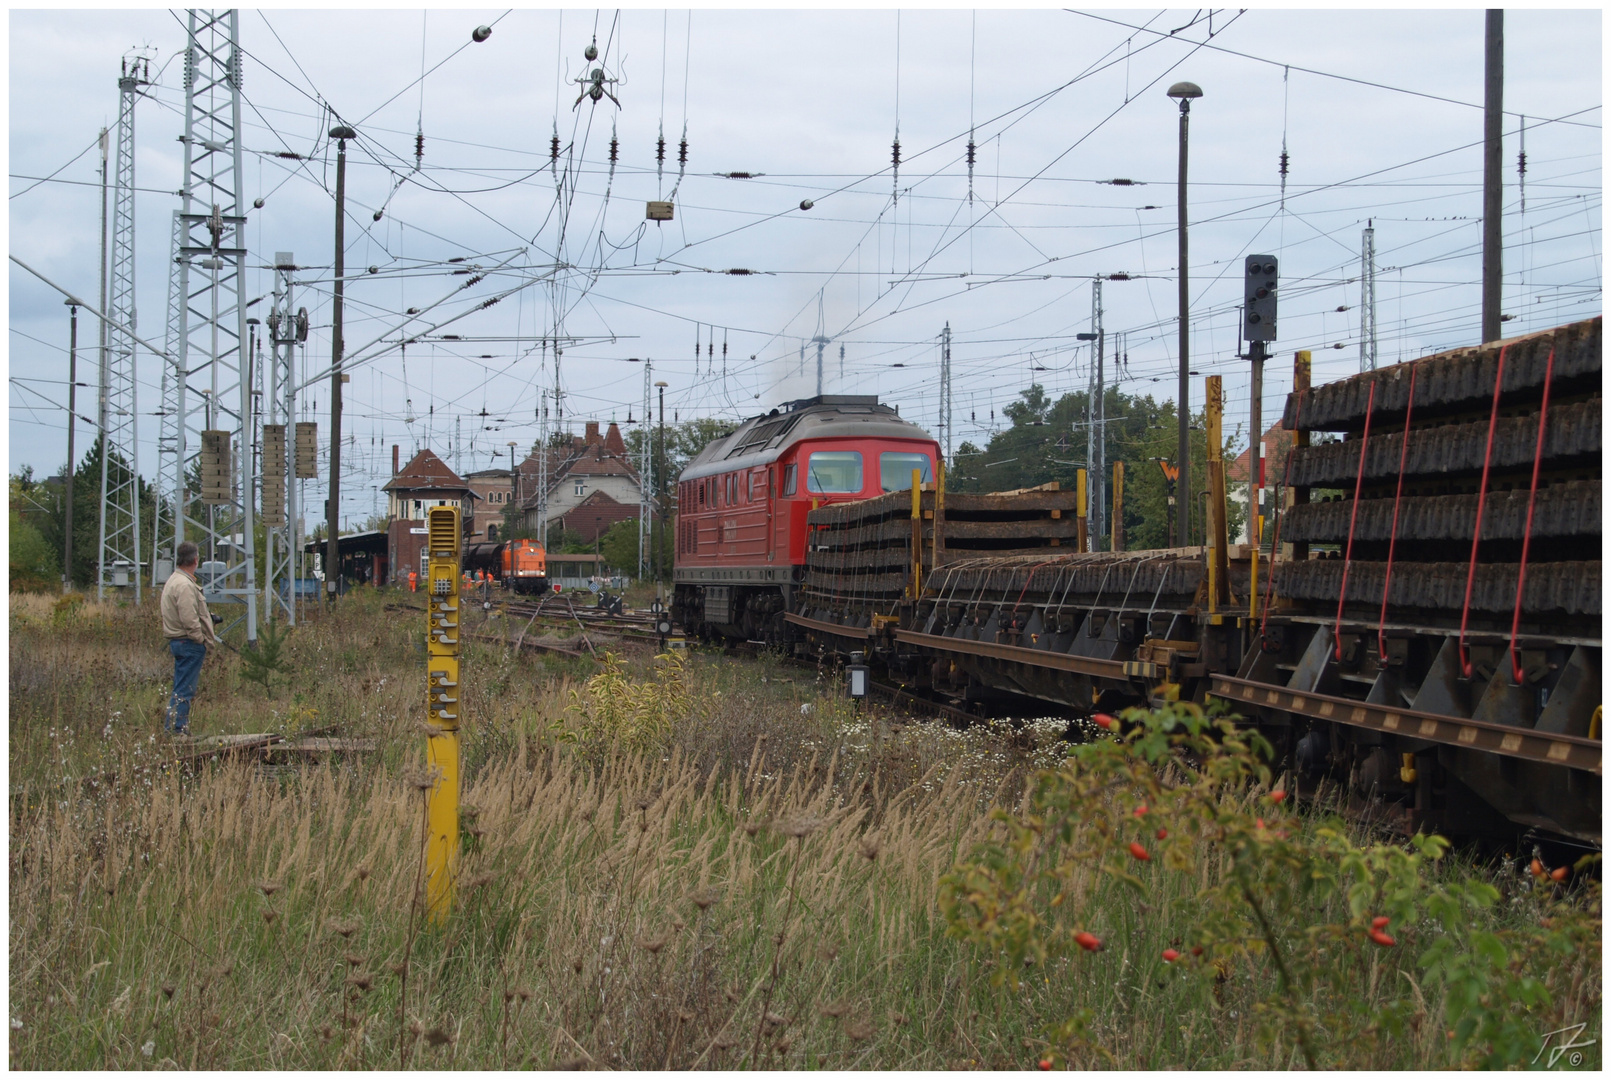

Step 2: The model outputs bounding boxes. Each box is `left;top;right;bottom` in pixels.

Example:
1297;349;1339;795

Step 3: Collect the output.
9;6;1601;528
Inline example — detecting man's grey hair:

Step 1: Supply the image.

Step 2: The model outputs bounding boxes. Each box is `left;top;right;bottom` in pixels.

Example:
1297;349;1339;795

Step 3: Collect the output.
176;541;200;568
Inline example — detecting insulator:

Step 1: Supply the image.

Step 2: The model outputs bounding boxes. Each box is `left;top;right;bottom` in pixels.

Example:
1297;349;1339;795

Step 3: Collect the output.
966;140;976;168
472;25;491;43
1517;150;1527;176
892;139;901;169
589;84;603;103
1279;150;1289;178
678;138;688;167
415;130;425;162
656;135;666;164
609;135;619;164
585;41;598;61
550;133;560;162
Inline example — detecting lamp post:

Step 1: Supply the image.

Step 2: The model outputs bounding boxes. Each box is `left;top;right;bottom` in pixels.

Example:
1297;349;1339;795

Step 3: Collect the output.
1167;80;1201;551
654;380;668;585
325;123;355;600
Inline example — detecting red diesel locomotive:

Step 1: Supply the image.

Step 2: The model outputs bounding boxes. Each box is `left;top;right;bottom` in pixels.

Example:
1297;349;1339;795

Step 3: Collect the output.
672;394;940;642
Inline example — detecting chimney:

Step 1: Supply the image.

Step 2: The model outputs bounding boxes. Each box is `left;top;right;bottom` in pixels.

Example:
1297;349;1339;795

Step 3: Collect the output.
392;444;399;476
604;422;627;455
585;421;601;445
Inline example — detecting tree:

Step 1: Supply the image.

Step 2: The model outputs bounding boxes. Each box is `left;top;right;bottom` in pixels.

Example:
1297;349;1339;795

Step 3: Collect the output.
948;384;1244;550
597;516;671;577
10;472;60;590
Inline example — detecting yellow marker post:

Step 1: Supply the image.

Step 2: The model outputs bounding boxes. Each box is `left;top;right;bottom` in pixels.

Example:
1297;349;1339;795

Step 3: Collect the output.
910;468;923;599
424;506;462;923
1075;468;1088;552
1111;461;1125;552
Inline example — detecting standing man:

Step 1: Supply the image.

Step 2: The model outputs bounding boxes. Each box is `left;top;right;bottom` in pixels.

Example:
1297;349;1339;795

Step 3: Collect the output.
409;568;418;593
160;540;220;736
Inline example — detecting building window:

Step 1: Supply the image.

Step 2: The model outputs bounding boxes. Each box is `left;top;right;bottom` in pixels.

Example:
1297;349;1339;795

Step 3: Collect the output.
574;480;585;496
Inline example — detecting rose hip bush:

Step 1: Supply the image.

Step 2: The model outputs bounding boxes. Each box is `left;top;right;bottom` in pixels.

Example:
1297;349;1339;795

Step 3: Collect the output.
939;701;1600;1069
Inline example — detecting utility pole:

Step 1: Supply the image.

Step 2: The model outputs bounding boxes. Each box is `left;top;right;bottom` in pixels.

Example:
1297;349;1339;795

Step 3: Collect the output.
97;128;109;448
939;323;953;462
1167;80;1202;552
326;123;355;601
1093;281;1105;549
1360;222;1377;372
655;380;668;586
64;300;79;592
1481;9;1504;343
638;361;652;582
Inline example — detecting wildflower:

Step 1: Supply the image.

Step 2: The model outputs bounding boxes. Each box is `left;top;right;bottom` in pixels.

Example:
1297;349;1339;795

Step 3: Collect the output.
1156;827;1168;840
1367;929;1397;947
1162;949;1180;963
1073;931;1102;952
779;816;822;839
1128;842;1151;861
1371;916;1391;930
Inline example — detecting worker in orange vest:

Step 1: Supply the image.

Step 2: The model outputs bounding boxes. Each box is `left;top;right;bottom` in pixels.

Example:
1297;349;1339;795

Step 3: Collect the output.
408;569;418;593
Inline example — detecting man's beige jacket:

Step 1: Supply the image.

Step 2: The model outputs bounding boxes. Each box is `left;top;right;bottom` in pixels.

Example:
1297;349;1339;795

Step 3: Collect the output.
160;569;219;645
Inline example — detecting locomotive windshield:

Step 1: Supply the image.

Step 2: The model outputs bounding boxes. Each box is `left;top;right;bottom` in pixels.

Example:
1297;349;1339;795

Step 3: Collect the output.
805;451;862;493
880;452;933;492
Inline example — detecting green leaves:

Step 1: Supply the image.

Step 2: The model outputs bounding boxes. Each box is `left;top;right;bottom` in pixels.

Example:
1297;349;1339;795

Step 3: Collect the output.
938;703;1601;1068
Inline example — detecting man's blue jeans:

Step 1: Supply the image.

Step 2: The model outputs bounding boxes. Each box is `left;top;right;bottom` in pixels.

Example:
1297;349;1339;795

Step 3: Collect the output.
166;639;207;733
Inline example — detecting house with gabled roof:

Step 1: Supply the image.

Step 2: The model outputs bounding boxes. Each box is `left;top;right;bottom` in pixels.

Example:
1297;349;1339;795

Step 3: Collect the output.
381;447;479;584
514;421;648;541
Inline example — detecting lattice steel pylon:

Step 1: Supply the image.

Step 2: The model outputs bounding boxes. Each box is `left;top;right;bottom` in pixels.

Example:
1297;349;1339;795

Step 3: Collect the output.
169;9;257;641
99;53;150;601
151;213;185;587
262;253;305;623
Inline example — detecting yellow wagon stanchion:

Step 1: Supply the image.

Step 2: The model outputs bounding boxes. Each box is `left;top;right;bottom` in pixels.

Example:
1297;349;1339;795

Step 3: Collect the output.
424;506;462;923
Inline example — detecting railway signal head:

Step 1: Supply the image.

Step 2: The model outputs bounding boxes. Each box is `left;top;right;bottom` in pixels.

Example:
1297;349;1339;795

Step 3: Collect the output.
1243;255;1278;342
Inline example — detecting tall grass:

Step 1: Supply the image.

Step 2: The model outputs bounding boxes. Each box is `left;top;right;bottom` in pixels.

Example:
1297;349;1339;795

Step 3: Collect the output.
8;587;1599;1069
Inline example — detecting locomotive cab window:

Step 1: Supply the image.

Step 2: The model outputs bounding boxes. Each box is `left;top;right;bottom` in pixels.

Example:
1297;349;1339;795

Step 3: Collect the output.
781;464;797;496
805;451;862;493
880;452;934;493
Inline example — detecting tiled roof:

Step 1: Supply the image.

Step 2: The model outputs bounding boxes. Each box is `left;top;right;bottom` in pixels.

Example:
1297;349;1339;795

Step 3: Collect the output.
515;429;642;510
382;448;472;493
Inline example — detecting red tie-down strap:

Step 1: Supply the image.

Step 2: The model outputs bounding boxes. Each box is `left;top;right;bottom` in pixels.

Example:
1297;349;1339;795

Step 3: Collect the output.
1459;345;1509;678
1334;377;1377;659
1509;346;1556;684
1377;360;1420;662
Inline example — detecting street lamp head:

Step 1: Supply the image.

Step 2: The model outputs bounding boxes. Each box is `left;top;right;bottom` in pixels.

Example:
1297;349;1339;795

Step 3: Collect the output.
329;124;356;141
1167;81;1203;101
654;381;668;388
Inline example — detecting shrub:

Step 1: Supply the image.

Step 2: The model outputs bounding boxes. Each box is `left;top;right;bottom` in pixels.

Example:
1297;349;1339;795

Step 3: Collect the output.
939;701;1601;1069
565;651;689;757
